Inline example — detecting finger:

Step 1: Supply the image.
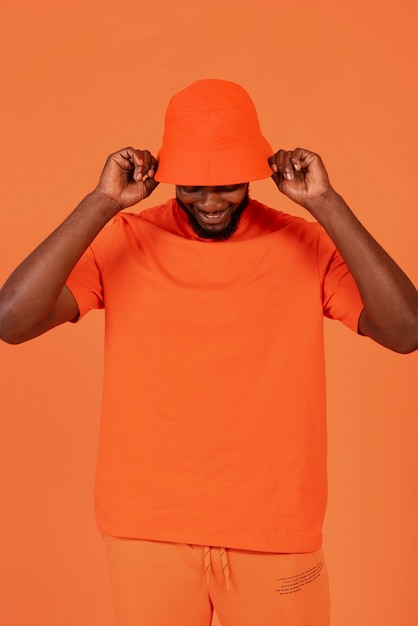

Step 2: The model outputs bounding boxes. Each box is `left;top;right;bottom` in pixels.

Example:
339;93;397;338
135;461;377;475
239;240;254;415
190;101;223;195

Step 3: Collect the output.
269;150;296;180
132;150;158;181
268;149;286;173
104;148;137;184
131;150;146;181
117;147;137;168
282;151;298;180
144;153;159;178
289;148;305;172
268;153;278;172
142;175;159;196
290;148;319;170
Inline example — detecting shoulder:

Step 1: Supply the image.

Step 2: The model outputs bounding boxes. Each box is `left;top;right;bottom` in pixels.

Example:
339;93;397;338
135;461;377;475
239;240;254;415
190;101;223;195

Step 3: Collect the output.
115;199;176;227
109;198;185;237
246;198;323;238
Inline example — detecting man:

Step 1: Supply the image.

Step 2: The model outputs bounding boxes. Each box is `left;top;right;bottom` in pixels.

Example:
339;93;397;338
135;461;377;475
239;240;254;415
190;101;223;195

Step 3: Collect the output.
0;79;417;626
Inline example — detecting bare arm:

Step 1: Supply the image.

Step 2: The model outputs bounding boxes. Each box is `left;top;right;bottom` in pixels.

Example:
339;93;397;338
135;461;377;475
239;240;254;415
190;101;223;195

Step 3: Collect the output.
0;148;158;344
269;148;418;354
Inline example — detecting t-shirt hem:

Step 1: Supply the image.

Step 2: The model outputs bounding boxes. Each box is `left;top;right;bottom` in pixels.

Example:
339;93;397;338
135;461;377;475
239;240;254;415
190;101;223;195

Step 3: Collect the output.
96;522;323;554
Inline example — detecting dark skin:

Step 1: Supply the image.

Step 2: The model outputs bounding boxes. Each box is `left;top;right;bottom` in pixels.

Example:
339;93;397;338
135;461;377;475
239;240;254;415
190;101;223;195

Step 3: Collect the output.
269;148;418;352
176;184;249;240
0;147;417;353
176;184;248;232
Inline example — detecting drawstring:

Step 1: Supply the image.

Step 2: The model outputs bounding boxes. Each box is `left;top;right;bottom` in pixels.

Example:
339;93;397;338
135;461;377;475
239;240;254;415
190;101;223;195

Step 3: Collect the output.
204;546;212;584
204;546;230;589
220;548;230;590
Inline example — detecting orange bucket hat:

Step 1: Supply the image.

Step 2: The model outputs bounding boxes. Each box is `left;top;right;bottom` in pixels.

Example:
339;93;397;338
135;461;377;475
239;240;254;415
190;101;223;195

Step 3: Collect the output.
155;79;273;185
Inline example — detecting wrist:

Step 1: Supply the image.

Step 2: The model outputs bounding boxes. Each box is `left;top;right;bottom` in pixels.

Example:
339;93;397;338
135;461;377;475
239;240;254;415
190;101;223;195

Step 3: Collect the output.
87;188;123;220
302;188;344;219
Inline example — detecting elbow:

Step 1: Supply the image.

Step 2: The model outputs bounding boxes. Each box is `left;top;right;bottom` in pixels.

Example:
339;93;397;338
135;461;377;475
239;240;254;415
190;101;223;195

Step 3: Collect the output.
0;312;37;344
391;315;418;354
0;323;26;345
404;311;418;352
361;308;418;354
0;305;28;345
0;332;26;345
0;321;34;344
0;319;15;344
393;342;418;355
396;337;418;355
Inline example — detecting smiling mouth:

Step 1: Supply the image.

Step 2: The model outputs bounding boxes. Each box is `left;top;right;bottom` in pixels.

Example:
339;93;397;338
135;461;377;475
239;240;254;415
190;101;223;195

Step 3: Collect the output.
194;207;230;223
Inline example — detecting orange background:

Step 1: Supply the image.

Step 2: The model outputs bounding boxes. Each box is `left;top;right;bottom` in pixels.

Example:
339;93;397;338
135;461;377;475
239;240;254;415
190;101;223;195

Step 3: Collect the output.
1;1;417;625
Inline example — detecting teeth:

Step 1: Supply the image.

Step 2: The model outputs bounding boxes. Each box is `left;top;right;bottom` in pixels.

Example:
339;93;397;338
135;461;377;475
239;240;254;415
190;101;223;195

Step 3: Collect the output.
198;209;226;219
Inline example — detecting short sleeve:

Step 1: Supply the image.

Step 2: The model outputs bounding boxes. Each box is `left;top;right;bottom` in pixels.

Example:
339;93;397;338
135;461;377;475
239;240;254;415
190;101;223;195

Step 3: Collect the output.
319;233;364;332
65;218;122;319
65;246;104;319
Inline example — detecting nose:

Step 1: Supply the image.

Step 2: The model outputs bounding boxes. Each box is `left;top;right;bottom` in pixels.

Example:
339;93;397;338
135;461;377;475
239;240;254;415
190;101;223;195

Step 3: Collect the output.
194;190;225;213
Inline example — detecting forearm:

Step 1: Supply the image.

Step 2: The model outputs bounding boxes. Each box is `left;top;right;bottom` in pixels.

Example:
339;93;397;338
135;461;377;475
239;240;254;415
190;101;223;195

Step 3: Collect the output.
306;190;418;353
0;190;119;343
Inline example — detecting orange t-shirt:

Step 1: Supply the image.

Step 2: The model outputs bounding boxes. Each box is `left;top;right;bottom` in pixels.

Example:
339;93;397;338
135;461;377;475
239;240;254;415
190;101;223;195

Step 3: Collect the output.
66;198;364;552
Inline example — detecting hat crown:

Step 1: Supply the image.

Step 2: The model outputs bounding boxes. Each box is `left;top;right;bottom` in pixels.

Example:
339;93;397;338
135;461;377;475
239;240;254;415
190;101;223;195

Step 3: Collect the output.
163;79;262;151
168;79;252;111
155;79;273;185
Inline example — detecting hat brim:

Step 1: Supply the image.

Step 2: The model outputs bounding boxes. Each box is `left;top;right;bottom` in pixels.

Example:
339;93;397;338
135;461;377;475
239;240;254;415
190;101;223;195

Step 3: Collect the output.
155;139;273;186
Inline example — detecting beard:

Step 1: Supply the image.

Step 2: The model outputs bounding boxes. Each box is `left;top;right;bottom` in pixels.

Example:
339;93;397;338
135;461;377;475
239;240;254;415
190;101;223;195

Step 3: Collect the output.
176;189;250;241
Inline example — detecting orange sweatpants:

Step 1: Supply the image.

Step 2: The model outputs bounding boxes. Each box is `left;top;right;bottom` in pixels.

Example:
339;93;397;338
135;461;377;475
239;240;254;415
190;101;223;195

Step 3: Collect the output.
104;536;330;626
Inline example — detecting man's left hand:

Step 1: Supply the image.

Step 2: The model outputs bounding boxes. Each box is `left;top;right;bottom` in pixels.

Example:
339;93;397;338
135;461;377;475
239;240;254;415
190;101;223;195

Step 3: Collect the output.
269;148;334;211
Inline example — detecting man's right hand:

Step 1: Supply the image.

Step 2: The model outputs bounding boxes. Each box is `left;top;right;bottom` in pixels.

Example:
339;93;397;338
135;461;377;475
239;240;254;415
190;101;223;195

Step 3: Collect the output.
96;147;159;211
0;147;159;344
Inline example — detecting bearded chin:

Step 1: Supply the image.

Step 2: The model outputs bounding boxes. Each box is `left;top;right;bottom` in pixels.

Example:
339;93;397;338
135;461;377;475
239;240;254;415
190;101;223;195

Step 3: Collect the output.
176;190;250;241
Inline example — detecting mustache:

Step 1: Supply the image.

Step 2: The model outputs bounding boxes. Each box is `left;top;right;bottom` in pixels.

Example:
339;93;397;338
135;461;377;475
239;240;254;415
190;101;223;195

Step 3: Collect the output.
176;189;250;241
